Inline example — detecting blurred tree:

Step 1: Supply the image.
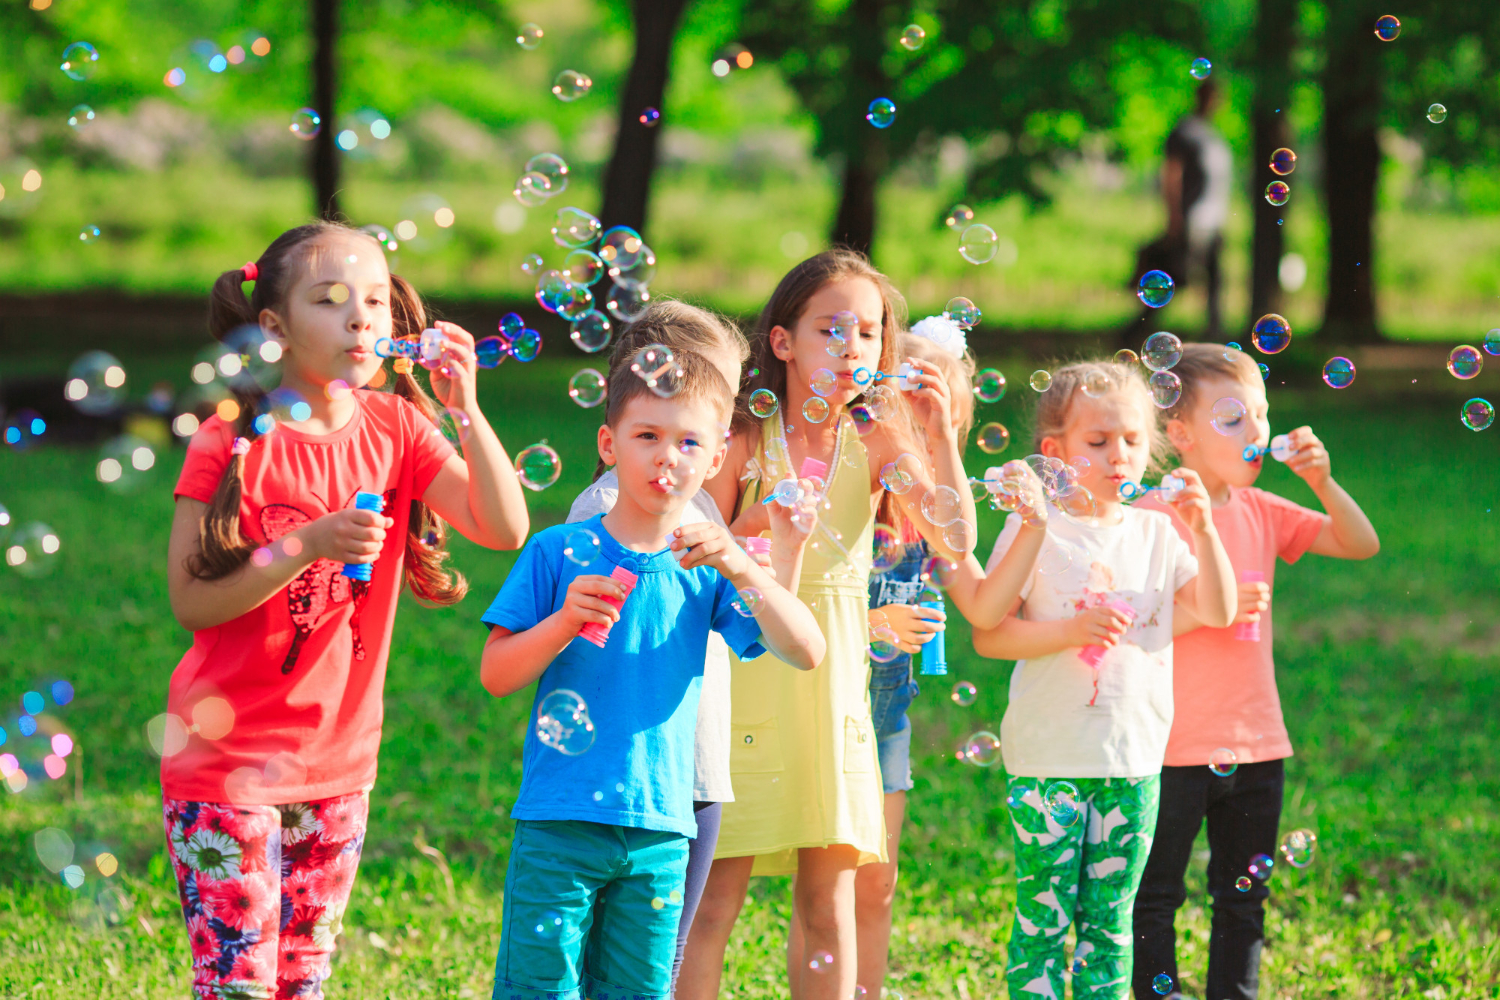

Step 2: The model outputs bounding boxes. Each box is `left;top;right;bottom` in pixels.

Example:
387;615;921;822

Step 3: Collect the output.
600;0;692;234
738;0;1202;256
1248;0;1297;321
312;0;340;220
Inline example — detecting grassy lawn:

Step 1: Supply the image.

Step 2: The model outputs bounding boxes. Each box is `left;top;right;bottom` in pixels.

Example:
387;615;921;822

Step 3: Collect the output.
1;349;1498;998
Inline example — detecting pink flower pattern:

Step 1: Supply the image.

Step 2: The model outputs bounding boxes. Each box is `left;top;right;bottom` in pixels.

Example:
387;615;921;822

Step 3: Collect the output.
162;790;367;999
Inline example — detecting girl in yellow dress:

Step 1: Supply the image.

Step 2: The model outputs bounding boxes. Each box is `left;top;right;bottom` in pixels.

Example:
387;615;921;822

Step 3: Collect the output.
679;250;977;1000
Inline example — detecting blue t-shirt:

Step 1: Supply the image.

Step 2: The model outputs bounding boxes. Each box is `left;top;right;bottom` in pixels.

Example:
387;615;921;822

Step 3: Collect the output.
481;514;765;838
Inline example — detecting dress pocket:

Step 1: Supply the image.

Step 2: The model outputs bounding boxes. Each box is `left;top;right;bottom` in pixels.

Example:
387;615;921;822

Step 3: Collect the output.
843;716;875;773
730;718;784;774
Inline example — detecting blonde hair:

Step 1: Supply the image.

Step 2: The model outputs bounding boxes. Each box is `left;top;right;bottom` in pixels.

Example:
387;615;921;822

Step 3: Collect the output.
1162;342;1262;424
901;334;977;443
1031;360;1168;473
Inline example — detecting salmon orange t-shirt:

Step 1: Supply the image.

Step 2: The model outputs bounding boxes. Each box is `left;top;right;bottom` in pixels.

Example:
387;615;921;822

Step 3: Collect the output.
164;390;454;805
1136;486;1326;768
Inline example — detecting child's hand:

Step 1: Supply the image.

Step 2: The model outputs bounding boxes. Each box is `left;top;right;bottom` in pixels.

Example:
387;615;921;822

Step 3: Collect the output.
305;508;394;565
1166;467;1214;533
558;574;627;632
427;321;479;413
767;477;818;542
901;357;957;443
875;603;946;654
1235;578;1271;625
1283;426;1331;489
673;522;751;579
1066;604;1133;648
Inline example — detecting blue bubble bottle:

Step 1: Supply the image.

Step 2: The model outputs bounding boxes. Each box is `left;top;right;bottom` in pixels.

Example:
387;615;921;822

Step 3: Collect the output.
341;491;386;581
919;597;947;676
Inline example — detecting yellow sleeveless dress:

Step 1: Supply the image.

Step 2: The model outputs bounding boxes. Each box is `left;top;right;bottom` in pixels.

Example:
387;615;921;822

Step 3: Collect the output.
714;408;886;875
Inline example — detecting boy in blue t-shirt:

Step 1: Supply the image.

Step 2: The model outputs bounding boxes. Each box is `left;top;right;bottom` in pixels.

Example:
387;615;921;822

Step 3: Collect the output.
480;349;825;1000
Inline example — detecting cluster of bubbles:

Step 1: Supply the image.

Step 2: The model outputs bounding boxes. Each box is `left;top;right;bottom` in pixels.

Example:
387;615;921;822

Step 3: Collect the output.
1453;338;1495;431
976;454;1096;522
939;202;1000;264
536;689;595;755
0;680;76;793
513;152;570;208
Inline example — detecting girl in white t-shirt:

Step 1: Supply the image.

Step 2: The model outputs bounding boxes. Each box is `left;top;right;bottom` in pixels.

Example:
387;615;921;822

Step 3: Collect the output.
972;359;1235;999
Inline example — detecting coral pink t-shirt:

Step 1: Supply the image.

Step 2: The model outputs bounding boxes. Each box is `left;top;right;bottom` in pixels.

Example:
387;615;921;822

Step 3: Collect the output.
1136;486;1326;768
164;390;454;805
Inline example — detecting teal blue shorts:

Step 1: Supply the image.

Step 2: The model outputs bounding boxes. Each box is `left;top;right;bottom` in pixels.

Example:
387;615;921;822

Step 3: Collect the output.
494;819;690;1000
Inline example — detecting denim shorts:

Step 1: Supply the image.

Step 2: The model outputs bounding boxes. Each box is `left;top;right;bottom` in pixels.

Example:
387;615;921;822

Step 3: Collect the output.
869;654;918;794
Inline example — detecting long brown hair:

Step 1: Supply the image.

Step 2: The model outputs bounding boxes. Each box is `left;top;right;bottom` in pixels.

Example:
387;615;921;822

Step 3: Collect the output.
190;220;466;605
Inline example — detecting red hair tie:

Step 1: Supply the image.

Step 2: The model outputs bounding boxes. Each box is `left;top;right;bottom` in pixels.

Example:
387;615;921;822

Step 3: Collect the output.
241;261;259;282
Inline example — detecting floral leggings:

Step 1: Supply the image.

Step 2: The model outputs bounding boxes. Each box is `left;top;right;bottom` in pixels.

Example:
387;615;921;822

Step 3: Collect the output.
162;790;368;1000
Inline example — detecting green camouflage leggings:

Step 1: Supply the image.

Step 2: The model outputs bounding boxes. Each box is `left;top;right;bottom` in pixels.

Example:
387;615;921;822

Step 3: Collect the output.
1005;774;1160;1000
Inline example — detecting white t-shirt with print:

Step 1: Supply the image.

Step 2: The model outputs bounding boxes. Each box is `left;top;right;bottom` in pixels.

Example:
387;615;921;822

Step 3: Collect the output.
985;506;1199;779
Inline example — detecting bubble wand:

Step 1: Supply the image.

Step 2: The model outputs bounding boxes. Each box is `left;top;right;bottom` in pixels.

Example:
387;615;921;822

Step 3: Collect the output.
1243;434;1296;463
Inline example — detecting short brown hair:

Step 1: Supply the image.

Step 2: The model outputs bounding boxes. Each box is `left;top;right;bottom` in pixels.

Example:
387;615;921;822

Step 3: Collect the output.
608;298;748;379
1031;359;1168;473
605;346;734;429
1162;343;1262;423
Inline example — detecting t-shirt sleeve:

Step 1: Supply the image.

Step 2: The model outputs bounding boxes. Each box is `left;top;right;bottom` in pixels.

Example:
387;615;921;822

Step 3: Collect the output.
398;395;459;498
481;534;559;634
175;417;234;503
689;488;730;530
567;479;618;524
983;513;1033;600
1262;489;1327;565
709;575;768;661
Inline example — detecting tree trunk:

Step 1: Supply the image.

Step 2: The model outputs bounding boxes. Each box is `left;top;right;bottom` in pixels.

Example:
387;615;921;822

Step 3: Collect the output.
311;0;341;221
831;157;879;255
599;0;691;236
1249;0;1297;322
827;0;889;257
1320;0;1383;342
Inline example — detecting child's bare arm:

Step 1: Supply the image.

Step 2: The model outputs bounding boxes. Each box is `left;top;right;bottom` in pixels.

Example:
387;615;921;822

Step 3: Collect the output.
479;575;627;697
1163;468;1236;629
972;598;1132;660
1282;426;1380;560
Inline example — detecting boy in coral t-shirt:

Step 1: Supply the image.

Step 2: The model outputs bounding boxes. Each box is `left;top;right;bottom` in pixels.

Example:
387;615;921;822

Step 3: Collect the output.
1131;344;1379;1000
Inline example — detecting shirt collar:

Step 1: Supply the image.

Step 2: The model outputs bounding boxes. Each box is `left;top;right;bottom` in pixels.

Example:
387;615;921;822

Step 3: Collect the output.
587;513;681;575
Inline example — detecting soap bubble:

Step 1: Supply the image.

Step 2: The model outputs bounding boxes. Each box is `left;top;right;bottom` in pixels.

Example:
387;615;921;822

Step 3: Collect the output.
1374;14;1400;41
604;283;651;323
77;224;101;244
871;525;903;574
5;410;46;450
516;444;561;491
96;436;157;492
1045;781;1080;826
944;296;981;329
536;689;595;755
599;225;646;270
563;528;600;566
808;950;835;972
899;24;926;50
1152;973;1173;996
950;681;977;707
1149;371;1182;409
1036;543;1072;576
513;173;552;207
802;397;830;423
977;422;1010;454
1029;370;1052;392
732;587;764;617
516;23;544;49
521;253;545;275
630;344;683;397
1448;345;1483;379
67;105;95;130
289;108;321;140
831;310;860;338
1322;357;1356;388
920;555;958;589
1278;828;1316;868
1114;348;1140;366
945;204;974;229
60;42;99;81
1252;314;1292;354
1269;148;1297;176
553;207;602;248
1461;398;1493;431
1258;363;1270;380
34;828;74;873
1427;103;1447;124
865;98;896;128
961;731;1000;767
1249;853;1275;880
570;311;613;354
6;522;61;578
1209;747;1238;776
639;107;661;127
1209;398;1246;435
879;453;922;495
921;486;963;526
810;368;838;397
1189;57;1212;80
568;369;607;408
943;519;977;554
749;389;779;419
870;629;901;663
1264;181;1290;206
1236;876;1252;892
1081;368;1112;398
608;247;658;293
535;271;576;313
65;350;127;415
1142;332;1183;372
862;384;897;422
1484;329;1500;355
1137;270;1175;308
552;70;593;101
959;224;999;264
973;368;1006;402
563;250;604;286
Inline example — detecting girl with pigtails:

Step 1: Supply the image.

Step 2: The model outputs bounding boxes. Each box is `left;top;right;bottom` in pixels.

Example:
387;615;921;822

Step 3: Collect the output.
161;221;528;998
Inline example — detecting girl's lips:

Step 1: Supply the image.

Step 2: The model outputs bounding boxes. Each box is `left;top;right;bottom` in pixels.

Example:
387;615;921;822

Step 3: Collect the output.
348;349;373;361
649;478;672;494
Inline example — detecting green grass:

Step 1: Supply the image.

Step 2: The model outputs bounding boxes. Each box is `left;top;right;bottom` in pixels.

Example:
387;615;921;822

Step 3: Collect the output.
2;350;1499;998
